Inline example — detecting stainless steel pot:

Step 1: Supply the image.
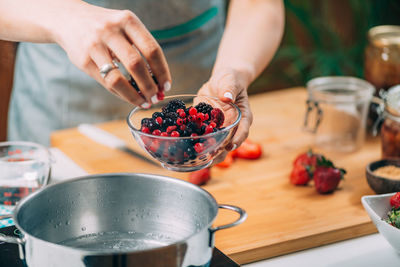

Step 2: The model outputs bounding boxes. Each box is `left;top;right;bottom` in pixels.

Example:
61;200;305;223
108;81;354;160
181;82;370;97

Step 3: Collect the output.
0;173;246;267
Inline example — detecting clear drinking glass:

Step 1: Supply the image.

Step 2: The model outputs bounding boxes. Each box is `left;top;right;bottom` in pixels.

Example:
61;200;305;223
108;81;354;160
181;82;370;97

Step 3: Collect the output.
304;77;375;152
0;141;51;205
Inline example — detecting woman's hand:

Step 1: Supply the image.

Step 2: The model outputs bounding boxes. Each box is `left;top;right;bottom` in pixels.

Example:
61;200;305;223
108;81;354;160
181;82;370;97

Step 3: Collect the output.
52;2;171;108
198;68;253;151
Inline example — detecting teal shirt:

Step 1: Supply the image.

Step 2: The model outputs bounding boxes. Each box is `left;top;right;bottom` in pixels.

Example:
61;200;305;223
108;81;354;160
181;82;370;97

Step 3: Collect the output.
8;0;225;145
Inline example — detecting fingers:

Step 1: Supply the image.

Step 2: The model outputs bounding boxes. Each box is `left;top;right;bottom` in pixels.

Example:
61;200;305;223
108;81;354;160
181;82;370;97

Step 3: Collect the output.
124;16;172;92
213;150;228;165
89;43;147;107
106;34;159;104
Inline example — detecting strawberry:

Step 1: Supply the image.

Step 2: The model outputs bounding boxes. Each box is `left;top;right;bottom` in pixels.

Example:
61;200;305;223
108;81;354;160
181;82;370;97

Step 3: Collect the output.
216;152;234;168
390;192;400;209
290;150;321;186
290;164;311;185
188;168;211;185
235;139;262;160
293;150;320;168
313;156;346;194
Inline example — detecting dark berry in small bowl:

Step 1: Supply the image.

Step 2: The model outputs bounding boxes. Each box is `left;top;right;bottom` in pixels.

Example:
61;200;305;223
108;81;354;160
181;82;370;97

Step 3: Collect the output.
127;95;241;172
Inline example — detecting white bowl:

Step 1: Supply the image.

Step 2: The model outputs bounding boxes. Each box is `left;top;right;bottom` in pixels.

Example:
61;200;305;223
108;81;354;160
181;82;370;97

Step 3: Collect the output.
362;193;400;251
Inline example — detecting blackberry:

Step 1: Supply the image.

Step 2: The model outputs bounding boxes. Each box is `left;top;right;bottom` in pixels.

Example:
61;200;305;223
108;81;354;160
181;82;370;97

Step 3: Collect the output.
164;112;178;120
152;112;164;119
187;122;198;131
147;119;157;131
141;118;151;127
195;102;213;116
163;118;174;127
162;99;186;113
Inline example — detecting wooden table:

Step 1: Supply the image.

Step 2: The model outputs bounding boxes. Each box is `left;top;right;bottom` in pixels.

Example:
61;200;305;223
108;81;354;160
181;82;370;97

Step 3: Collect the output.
51;88;380;264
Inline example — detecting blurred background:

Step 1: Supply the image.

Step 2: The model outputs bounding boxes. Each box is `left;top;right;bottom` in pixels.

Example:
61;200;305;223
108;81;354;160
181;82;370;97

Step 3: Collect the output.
249;0;400;93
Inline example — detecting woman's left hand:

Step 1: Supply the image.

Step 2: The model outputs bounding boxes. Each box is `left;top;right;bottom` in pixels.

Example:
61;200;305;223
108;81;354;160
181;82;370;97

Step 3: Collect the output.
198;68;253;152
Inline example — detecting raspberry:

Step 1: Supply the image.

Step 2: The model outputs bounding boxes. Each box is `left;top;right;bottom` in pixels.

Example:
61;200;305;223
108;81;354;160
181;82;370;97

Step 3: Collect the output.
189;107;197;116
194;143;204;153
167;126;177;133
171;131;180;137
211;108;225;127
204;113;209;120
157;90;164;101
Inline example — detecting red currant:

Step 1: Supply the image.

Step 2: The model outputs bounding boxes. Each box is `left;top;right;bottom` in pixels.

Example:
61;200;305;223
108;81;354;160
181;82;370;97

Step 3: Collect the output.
205;125;213;134
204;113;209;120
157;90;165;101
152;129;161;136
176;118;184;125
180;125;186;131
209;122;217;128
197;113;205;122
189;107;197;116
179;111;186;118
141;127;150;134
171;131;180;137
190;133;198;137
160;132;169;137
155;117;163;125
176;109;185;114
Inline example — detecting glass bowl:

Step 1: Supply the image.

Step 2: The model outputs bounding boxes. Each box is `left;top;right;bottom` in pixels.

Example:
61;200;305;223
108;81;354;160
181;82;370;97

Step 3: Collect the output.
127;95;241;172
0;141;51;205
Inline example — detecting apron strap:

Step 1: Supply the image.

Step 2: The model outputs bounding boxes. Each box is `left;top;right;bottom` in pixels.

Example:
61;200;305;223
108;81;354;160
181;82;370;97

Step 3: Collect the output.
151;6;219;40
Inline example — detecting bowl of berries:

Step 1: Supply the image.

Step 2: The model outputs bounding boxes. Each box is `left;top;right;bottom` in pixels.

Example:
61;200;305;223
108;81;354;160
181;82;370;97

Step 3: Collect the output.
362;192;400;252
127;95;241;172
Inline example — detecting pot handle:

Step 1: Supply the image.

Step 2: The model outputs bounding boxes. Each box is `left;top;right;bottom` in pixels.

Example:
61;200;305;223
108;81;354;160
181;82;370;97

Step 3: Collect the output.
0;214;25;245
210;204;247;233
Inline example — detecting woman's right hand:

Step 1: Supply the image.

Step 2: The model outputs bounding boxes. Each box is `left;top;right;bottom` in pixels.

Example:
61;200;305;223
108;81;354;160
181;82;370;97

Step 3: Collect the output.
52;1;171;108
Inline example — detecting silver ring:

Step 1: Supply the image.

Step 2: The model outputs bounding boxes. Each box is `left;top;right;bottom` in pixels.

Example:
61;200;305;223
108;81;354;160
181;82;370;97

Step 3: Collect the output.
99;61;119;78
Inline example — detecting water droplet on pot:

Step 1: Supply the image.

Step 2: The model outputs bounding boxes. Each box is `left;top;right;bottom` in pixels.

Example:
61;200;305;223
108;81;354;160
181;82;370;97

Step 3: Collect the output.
81;227;86;231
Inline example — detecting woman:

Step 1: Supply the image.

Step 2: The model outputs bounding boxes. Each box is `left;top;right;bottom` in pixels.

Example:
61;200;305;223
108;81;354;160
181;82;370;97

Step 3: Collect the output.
0;0;284;151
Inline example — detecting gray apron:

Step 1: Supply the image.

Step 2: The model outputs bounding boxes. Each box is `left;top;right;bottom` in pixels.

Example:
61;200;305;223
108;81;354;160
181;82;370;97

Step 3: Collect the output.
8;0;225;145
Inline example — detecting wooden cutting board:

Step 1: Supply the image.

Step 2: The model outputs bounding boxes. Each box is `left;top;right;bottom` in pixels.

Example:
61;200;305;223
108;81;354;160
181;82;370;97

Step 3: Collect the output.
51;88;379;264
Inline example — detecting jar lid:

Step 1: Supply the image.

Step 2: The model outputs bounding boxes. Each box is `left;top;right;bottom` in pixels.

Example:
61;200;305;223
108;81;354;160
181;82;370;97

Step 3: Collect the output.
368;25;400;47
385;85;400;117
307;76;375;104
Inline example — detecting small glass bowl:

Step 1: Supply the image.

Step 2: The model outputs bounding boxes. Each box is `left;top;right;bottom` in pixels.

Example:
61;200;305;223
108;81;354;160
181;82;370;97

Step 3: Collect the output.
127;95;241;172
0;141;51;205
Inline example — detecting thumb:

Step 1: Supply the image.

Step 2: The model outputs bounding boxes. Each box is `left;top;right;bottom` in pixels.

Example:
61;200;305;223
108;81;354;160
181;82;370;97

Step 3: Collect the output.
214;75;239;103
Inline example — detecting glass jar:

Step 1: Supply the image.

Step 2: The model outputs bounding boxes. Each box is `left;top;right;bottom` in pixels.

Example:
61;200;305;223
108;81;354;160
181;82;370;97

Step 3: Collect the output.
304;76;374;152
380;85;400;158
365;25;400;93
365;25;400;133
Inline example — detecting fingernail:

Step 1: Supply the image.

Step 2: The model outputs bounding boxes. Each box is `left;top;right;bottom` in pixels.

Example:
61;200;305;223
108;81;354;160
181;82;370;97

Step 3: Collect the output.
163;81;171;92
151;95;159;104
141;103;151;109
224;92;233;100
229;144;237;151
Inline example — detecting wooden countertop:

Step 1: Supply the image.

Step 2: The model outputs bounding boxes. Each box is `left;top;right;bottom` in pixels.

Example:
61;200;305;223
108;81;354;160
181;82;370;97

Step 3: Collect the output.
51;87;379;264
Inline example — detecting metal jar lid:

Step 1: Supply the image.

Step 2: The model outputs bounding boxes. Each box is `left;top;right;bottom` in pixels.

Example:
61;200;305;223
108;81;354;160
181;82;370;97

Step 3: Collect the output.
368;25;400;47
385;85;400;118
